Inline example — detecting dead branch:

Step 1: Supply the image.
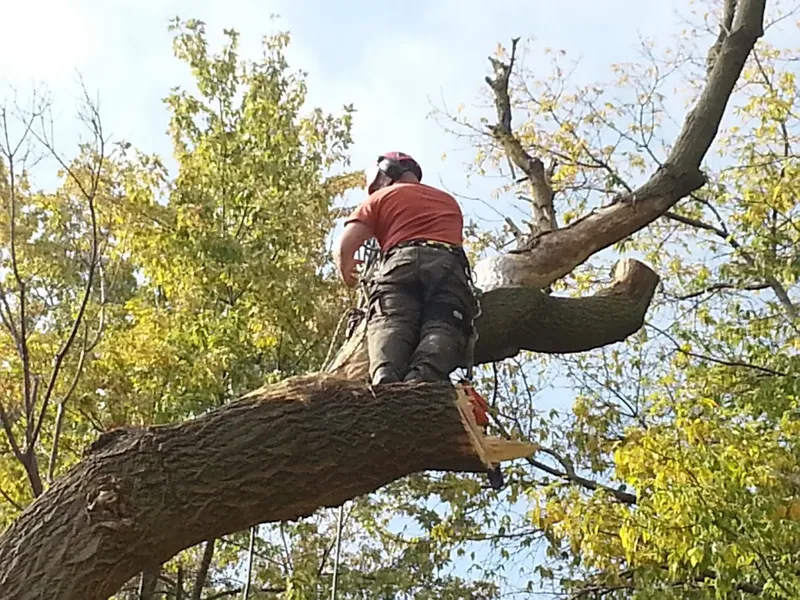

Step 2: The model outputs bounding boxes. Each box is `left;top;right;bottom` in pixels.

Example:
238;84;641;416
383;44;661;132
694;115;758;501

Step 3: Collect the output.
485;37;557;239
473;0;766;292
666;281;771;301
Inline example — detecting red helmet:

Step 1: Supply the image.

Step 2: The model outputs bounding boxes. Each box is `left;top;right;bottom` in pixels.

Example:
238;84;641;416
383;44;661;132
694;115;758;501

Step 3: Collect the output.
366;151;423;194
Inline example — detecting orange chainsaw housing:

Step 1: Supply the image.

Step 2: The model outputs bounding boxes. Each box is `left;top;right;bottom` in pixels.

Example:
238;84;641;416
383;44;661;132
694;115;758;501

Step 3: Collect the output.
457;380;490;427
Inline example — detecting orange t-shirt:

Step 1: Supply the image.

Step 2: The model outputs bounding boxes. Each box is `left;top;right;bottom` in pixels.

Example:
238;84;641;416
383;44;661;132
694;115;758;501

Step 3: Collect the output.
345;182;464;251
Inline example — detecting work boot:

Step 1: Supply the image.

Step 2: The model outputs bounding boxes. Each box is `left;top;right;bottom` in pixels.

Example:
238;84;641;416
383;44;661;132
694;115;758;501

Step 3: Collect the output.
371;365;401;385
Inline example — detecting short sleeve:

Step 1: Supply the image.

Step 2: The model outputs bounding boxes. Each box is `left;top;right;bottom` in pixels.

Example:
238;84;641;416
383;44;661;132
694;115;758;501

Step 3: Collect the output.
344;193;380;231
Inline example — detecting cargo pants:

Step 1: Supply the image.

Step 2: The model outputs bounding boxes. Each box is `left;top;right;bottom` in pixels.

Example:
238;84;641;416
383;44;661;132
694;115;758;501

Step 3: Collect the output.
365;243;477;385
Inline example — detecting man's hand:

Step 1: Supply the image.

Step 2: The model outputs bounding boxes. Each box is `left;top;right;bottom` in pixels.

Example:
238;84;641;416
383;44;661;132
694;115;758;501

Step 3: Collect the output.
333;221;374;287
340;257;364;287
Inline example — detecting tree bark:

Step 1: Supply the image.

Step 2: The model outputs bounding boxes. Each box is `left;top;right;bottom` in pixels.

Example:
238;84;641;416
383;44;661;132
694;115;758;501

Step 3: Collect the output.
0;377;527;600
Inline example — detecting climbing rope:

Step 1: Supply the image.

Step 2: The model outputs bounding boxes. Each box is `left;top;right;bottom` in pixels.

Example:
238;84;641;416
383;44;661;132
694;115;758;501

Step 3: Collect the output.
330;238;379;600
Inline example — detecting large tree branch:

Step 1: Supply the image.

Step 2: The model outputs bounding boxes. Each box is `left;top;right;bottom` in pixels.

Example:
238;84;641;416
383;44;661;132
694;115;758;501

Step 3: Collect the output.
475;0;765;291
0;377;534;600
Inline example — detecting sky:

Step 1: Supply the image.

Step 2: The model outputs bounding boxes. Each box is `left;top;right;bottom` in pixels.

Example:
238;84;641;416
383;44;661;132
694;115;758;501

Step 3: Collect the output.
1;0;782;594
0;0;694;219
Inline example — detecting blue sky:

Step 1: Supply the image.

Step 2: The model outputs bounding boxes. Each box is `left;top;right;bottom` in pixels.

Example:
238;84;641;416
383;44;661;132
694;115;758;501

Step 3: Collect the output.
1;0;691;217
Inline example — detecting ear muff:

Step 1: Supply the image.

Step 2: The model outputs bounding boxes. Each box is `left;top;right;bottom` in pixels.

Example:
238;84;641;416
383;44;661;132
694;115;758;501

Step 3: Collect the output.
376;153;423;183
365;162;382;194
377;157;406;182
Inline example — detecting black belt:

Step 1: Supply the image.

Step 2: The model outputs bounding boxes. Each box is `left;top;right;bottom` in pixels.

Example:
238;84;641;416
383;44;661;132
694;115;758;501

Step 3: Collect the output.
385;239;464;256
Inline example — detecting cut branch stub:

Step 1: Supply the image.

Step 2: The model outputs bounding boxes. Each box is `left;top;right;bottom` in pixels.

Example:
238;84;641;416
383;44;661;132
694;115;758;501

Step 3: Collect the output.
0;376;532;600
473;258;659;363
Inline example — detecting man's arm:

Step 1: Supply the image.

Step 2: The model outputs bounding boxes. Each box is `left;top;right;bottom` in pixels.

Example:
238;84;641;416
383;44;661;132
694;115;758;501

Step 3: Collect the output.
333;220;374;287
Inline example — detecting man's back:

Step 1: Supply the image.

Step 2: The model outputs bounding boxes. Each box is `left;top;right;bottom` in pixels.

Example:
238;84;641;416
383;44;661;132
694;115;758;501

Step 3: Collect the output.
346;182;463;252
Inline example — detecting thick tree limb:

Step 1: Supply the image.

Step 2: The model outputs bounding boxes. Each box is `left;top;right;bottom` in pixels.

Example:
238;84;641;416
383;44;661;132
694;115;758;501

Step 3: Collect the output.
0;377;533;600
475;0;765;291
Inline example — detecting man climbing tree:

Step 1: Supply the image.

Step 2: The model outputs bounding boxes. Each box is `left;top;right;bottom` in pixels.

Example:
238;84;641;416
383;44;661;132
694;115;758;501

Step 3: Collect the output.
333;152;478;385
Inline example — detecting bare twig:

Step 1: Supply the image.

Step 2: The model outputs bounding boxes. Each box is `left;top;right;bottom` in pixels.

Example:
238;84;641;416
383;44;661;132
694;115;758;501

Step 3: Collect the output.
0;484;22;511
0;278;20;343
488;409;637;504
664;209;799;321
666;281;771;301
648;323;788;377
536;447;638;505
30;87;105;453
504;216;525;242
570;568;763;599
203;586;287;600
0;402;23;461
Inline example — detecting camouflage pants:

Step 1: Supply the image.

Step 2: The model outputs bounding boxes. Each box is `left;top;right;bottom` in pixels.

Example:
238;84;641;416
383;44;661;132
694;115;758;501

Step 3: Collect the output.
365;244;477;385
